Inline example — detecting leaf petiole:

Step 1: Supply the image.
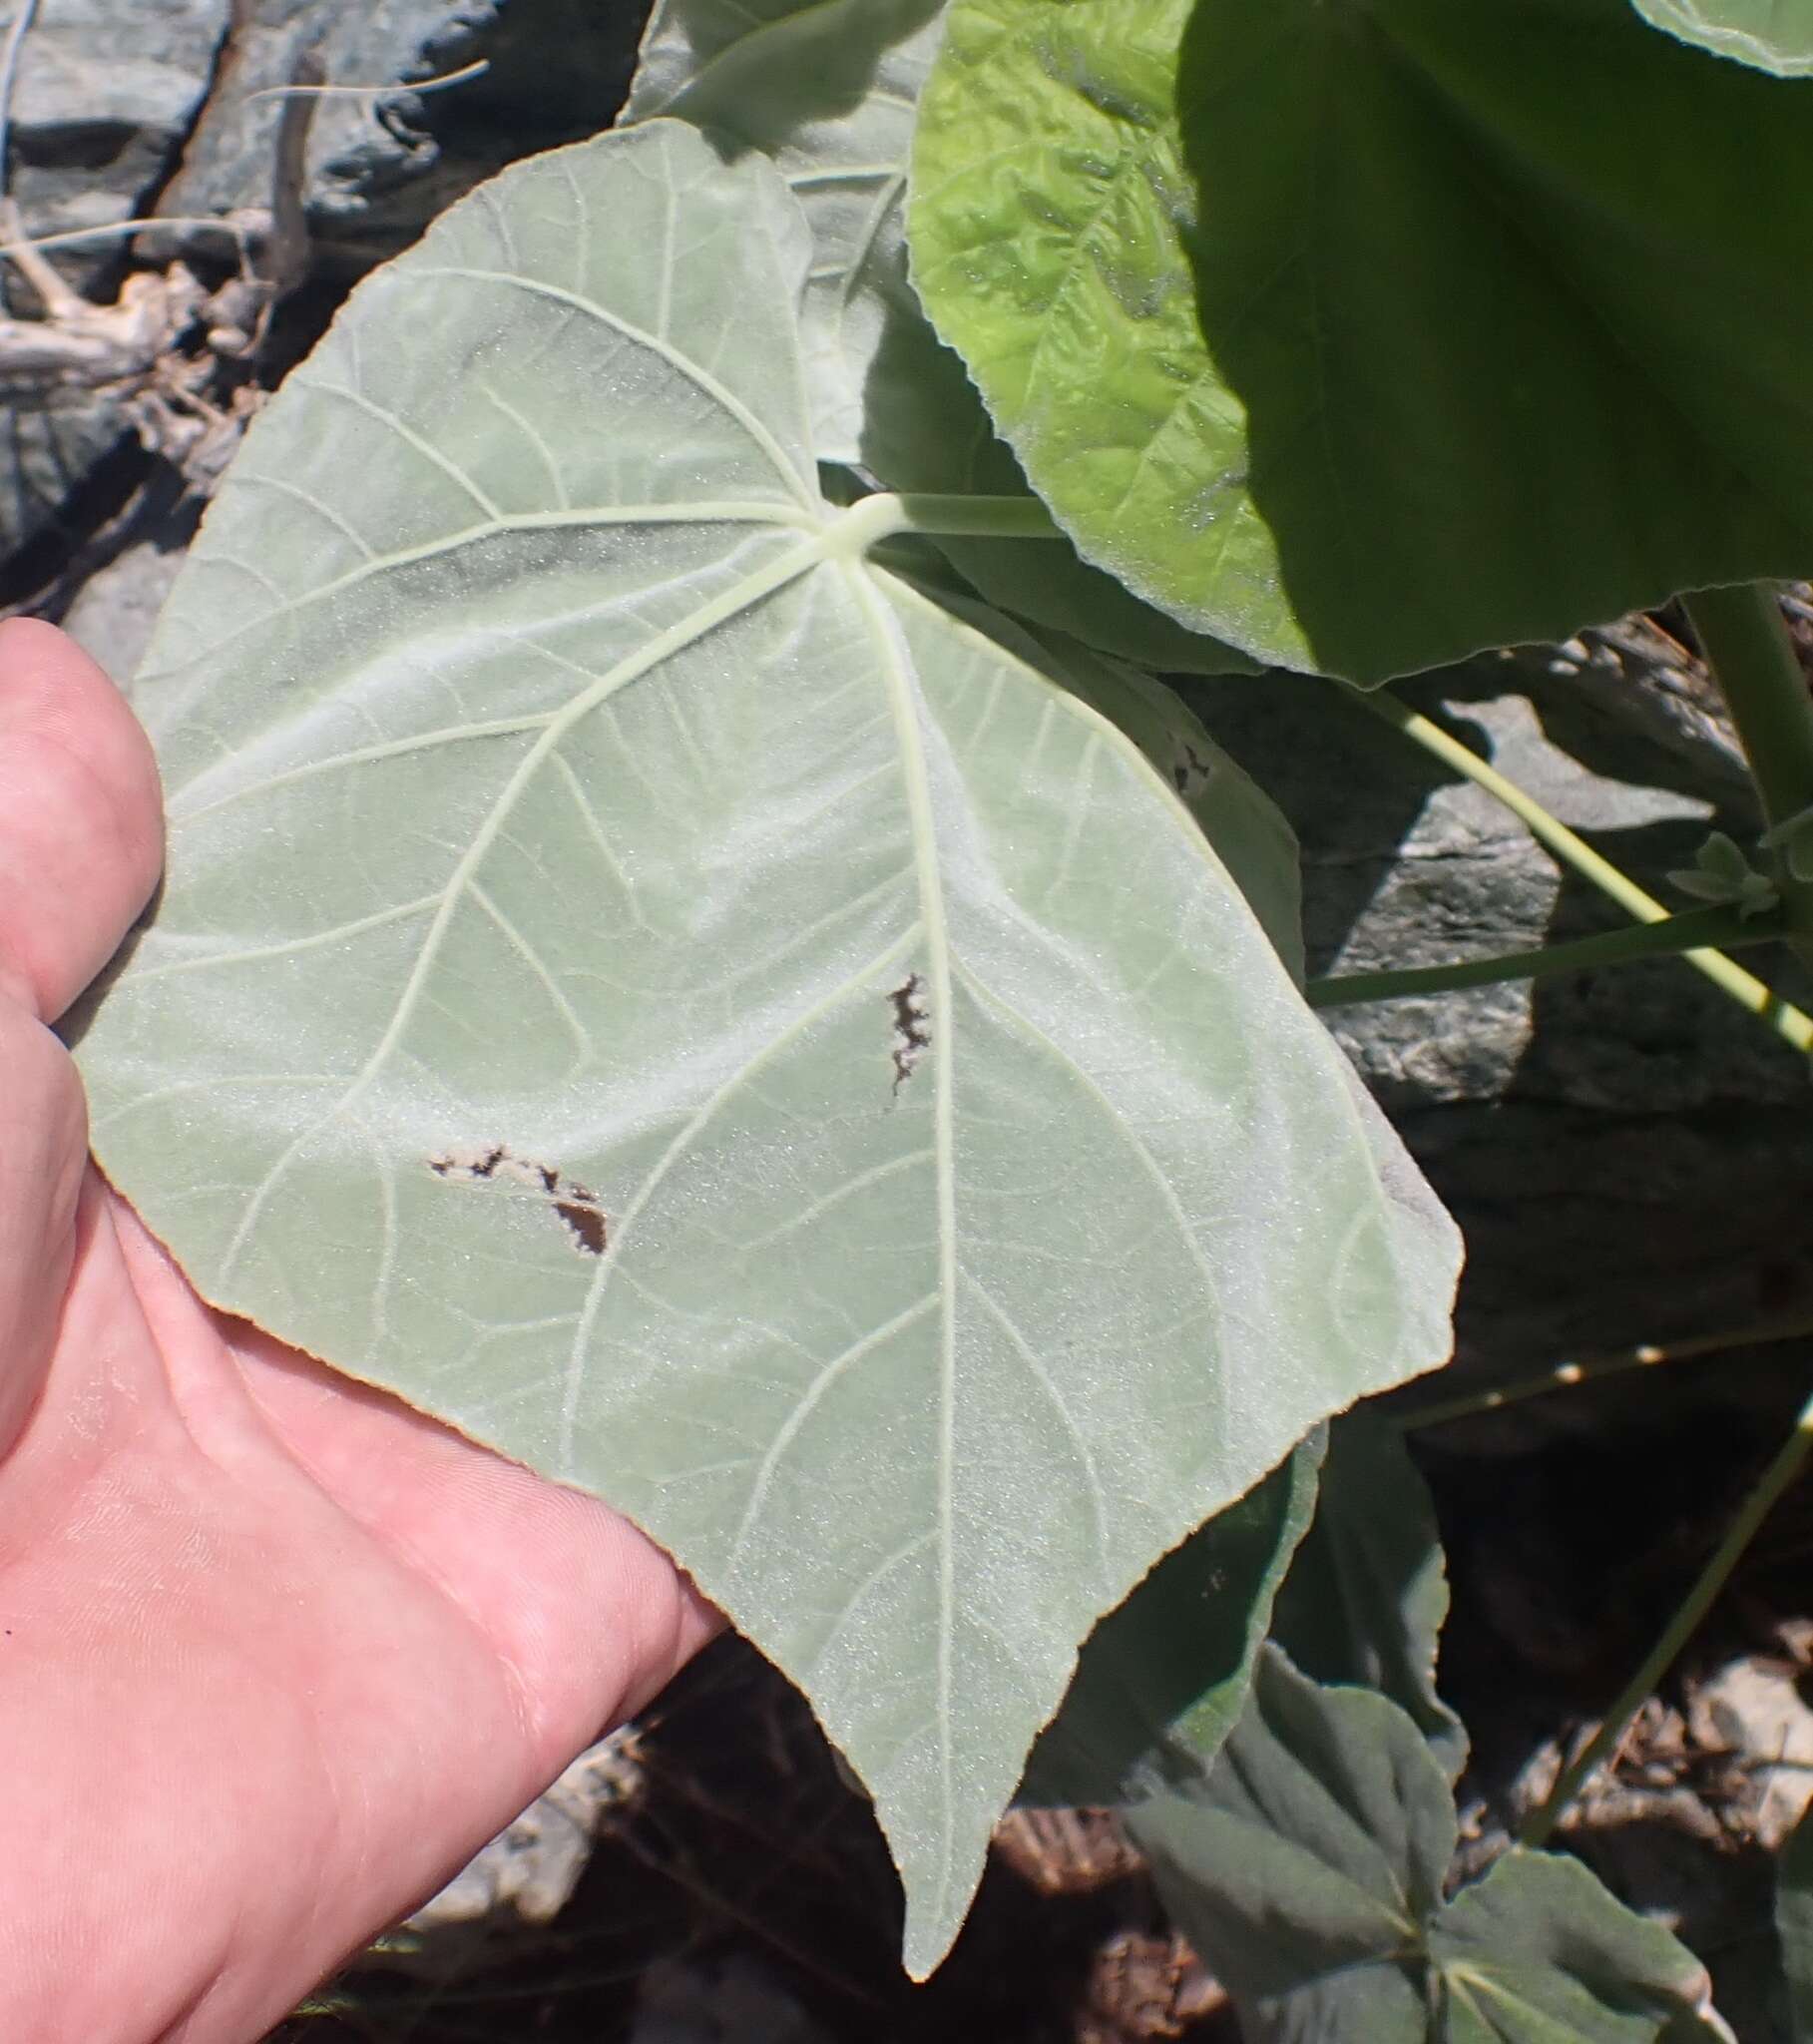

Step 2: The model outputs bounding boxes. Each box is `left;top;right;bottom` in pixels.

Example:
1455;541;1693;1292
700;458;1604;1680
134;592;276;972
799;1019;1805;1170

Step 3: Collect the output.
1306;903;1778;1009
1343;684;1813;1056
881;492;1068;542
1682;584;1813;969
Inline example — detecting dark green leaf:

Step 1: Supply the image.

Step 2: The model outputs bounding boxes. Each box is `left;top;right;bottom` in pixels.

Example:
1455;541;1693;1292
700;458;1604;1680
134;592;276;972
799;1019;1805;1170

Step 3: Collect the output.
1272;1412;1465;1779
1431;1853;1727;2042
625;0;1257;673
1130;1650;1728;2041
1778;1797;1813;2038
1020;1433;1321;1804
911;0;1813;683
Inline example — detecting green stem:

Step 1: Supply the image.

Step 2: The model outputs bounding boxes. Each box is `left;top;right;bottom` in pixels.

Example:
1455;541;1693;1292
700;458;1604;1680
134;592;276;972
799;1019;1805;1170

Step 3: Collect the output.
1683;586;1813;831
1683;585;1813;967
1306;904;1775;1009
1520;1376;1813;1848
889;493;1067;541
1344;686;1813;1056
1398;1313;1813;1431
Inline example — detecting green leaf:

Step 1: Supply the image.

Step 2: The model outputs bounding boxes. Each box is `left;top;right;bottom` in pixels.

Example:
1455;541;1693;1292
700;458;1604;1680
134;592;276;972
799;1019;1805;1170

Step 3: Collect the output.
623;0;947;463
1271;1412;1466;1781
622;0;1256;674
1430;1855;1729;2042
877;539;1304;975
1666;830;1780;914
1130;1651;1728;2041
1777;1798;1813;2038
1030;636;1304;982
1019;1431;1321;1806
1630;0;1813;75
75;122;1461;1976
910;0;1813;684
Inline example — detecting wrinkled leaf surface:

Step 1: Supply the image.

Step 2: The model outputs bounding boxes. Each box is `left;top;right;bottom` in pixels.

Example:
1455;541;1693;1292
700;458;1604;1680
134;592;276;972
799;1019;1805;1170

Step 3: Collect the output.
623;0;1255;673
77;123;1459;1975
911;0;1813;682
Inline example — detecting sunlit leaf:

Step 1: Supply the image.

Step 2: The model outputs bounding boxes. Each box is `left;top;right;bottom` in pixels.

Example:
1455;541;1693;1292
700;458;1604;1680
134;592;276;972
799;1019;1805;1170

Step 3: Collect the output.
76;123;1460;1975
911;0;1813;682
623;0;947;463
623;0;1256;673
1631;0;1813;74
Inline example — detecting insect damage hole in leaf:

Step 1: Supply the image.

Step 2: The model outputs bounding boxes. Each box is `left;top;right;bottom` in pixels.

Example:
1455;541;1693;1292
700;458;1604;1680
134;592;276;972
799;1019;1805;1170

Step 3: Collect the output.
428;1145;609;1257
75;119;1462;1978
889;971;931;1091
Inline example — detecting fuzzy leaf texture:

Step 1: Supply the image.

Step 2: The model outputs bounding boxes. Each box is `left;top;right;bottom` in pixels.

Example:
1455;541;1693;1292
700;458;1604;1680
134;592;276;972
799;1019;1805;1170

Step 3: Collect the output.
1631;0;1813;73
910;0;1813;683
623;0;1257;674
74;123;1460;1974
1132;1650;1731;2041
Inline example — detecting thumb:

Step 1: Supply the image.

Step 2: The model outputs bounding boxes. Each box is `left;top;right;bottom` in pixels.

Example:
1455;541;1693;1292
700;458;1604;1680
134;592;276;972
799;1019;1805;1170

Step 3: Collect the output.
0;620;163;1023
0;623;162;1455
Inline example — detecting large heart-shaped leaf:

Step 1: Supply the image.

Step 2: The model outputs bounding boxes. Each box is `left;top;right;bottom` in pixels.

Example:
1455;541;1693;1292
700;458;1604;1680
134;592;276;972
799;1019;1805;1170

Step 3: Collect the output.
1632;0;1813;73
623;0;947;463
1132;1649;1730;2040
622;0;1256;674
910;0;1813;683
873;534;1304;975
76;121;1460;1974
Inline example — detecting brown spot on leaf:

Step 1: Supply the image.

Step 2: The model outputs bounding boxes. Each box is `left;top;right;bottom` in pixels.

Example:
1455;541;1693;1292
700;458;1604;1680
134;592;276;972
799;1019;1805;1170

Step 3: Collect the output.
427;1144;608;1258
889;973;930;1093
555;1200;607;1257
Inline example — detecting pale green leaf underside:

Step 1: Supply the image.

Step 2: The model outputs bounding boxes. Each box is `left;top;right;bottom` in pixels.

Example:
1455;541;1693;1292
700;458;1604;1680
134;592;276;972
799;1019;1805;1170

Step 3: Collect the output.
622;0;1256;674
1632;0;1813;72
1019;1430;1321;1805
872;534;1305;975
76;123;1459;1975
623;0;947;464
910;0;1813;684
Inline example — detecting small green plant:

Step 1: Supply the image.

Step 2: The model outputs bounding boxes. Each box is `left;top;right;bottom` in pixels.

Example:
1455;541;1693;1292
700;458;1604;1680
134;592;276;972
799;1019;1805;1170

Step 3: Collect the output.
69;0;1813;2028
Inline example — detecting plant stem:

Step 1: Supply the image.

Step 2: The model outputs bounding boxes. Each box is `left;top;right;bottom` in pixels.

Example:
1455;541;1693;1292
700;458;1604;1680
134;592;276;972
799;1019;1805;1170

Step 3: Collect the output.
1305;904;1775;1009
889;493;1067;541
1398;1314;1813;1431
1345;686;1813;1056
1520;1376;1813;1848
1683;586;1813;831
1683;585;1813;966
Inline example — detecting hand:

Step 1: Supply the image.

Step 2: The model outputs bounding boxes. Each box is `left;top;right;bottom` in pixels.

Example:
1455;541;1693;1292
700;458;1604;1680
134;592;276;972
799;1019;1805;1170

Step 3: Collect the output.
0;622;718;2044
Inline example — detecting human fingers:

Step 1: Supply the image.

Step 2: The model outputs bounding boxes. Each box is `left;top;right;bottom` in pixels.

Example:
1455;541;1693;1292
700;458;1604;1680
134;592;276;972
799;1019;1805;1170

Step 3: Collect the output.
0;620;163;1023
0;1002;87;1457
